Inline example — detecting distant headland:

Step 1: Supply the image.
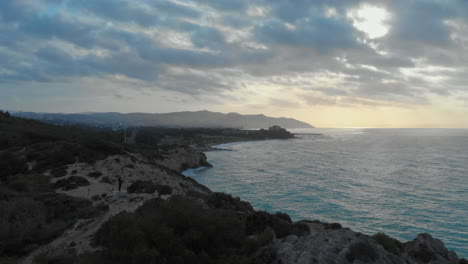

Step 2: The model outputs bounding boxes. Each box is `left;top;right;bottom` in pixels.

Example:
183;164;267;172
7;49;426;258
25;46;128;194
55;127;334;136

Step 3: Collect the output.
13;110;314;129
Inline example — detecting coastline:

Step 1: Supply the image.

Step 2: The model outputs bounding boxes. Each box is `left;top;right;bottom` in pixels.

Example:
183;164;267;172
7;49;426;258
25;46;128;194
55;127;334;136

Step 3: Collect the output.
3;121;464;263
183;138;467;262
200;136;299;152
13;142;466;263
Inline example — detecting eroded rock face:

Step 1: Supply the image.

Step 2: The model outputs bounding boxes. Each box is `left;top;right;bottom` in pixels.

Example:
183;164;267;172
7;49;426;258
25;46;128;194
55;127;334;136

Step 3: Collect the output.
275;223;460;264
159;147;212;172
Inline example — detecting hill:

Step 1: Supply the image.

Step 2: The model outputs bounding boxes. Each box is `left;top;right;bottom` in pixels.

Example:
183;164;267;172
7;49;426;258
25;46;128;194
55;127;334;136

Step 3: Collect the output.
15;110;314;129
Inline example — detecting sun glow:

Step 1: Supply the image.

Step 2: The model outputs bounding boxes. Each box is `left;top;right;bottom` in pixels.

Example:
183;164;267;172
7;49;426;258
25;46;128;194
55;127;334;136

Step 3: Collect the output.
349;5;391;39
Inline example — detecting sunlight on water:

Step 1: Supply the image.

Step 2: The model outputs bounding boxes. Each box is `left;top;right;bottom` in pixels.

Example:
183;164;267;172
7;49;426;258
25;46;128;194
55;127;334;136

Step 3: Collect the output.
184;128;468;257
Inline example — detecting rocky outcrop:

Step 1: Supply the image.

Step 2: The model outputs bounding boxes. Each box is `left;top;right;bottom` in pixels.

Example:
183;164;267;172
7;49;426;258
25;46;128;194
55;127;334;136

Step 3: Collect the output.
159;146;212;172
404;234;460;264
7;144;463;264
275;221;462;264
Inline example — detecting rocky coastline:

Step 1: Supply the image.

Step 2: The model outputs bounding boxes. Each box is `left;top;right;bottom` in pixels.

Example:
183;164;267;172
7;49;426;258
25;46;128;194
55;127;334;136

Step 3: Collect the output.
7;147;463;263
0;117;465;263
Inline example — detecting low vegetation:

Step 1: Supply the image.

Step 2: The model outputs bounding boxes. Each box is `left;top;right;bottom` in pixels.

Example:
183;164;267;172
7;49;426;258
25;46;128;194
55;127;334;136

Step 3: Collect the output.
85;194;306;264
0;174;107;257
126;180;173;195
371;232;403;255
134;126;294;148
0;115;125;182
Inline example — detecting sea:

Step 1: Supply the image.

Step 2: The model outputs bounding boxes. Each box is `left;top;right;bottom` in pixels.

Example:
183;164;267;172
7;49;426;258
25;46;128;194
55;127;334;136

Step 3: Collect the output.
183;128;468;258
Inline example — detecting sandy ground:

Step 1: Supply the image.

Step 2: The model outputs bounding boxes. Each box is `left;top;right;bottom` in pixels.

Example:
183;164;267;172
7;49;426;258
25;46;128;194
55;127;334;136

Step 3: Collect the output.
21;152;208;263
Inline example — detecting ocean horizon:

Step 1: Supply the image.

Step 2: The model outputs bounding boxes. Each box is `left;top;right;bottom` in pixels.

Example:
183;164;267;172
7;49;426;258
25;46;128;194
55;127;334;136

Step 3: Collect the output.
184;128;468;258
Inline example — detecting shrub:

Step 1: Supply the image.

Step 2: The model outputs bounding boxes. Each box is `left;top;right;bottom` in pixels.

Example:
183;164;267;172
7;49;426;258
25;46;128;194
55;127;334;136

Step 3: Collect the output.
0;191;103;257
347;241;379;262
100;176;112;184
88;171;103;178
246;211;271;236
127;180;158;194
0;198;47;255
90;196;265;264
207;192;254;213
371;232;402;255
6;174;51;193
274;212;292;223
0;151;28;181
54;176;90;190
34;248;77;264
155;184;172;195
51;167;68;178
245;211;301;239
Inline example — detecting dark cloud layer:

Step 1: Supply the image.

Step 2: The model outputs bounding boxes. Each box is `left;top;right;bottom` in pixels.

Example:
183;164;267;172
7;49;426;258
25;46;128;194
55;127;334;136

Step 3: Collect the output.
1;0;467;108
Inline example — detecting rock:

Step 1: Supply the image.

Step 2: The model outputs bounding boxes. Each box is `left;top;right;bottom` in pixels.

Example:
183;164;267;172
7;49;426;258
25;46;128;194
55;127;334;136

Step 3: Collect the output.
284;235;298;244
159;147;212;172
346;239;379;262
404;233;459;264
276;227;461;264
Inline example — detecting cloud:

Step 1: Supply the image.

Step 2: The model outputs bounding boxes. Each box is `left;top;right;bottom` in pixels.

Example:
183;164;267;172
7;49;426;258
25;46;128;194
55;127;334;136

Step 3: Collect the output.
255;16;361;53
1;0;468;113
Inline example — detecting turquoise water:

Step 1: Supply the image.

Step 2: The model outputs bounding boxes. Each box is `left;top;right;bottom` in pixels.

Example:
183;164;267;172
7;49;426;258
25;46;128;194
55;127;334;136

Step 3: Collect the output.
184;128;468;258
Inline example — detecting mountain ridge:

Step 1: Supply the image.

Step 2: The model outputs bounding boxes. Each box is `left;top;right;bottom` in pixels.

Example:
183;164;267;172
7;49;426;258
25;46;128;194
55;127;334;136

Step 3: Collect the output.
14;110;314;129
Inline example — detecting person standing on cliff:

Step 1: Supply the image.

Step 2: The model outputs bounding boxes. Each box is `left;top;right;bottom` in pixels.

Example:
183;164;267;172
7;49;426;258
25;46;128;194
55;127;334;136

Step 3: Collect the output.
118;176;123;192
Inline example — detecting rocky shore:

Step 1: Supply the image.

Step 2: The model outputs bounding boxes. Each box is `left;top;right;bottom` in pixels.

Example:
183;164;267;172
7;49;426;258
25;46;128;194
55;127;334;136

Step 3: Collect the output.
0;117;465;263
6;147;462;263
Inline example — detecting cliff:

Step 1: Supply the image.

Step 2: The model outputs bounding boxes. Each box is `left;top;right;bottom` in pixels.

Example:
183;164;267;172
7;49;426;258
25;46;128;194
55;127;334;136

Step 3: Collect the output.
0;116;465;263
11;149;465;264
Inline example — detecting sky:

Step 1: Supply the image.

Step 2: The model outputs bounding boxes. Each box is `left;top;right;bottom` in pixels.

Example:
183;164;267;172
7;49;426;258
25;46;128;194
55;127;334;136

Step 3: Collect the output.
1;0;468;128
